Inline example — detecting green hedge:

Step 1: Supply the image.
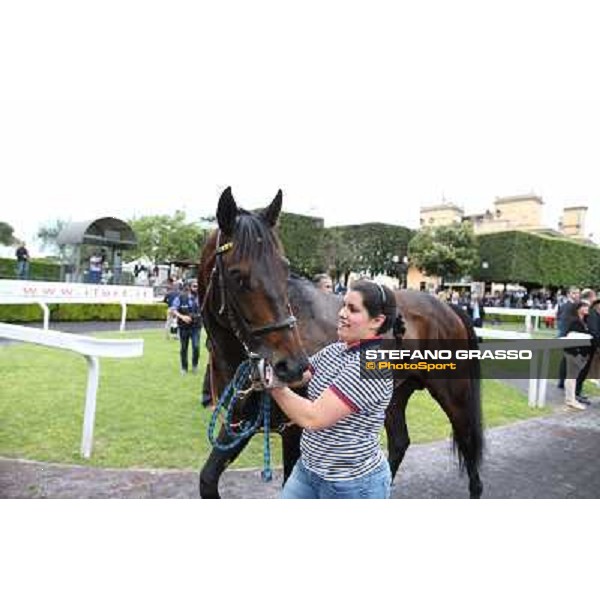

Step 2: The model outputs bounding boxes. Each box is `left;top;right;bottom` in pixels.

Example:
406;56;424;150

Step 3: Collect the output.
278;212;326;277
0;257;61;280
0;303;166;323
483;313;547;324
476;231;600;288
327;222;414;278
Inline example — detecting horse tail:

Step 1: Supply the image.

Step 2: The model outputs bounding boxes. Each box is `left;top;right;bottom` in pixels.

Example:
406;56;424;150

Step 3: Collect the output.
447;304;484;472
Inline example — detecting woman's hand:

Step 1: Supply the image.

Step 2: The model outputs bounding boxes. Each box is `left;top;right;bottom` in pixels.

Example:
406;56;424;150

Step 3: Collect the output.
252;358;284;389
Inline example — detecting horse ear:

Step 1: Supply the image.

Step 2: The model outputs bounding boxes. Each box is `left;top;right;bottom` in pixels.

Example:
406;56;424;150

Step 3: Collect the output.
261;189;283;227
217;187;238;235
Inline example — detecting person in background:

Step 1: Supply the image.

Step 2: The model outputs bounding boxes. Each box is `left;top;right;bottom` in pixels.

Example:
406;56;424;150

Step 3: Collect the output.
163;279;181;340
563;301;591;411
557;287;581;389
466;293;485;328
544;298;556;329
449;291;461;306
313;273;334;293
88;251;103;284
172;281;202;374
113;251;123;284
15;243;30;279
573;288;597;403
334;281;347;295
584;299;600;388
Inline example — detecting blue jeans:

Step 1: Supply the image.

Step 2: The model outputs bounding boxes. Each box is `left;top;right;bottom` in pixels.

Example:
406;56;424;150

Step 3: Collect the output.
88;270;101;284
281;458;391;499
16;260;29;279
178;326;200;371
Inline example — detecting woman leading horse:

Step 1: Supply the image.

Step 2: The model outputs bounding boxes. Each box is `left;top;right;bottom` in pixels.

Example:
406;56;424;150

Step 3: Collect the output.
198;187;483;499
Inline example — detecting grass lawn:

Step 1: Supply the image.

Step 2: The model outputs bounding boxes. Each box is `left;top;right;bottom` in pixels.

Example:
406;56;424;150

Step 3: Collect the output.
0;328;552;470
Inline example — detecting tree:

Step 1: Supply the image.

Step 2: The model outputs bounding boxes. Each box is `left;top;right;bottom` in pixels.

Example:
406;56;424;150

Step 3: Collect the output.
322;227;355;284
127;211;207;264
408;222;479;284
325;223;414;284
37;219;69;254
277;212;325;277
0;221;15;246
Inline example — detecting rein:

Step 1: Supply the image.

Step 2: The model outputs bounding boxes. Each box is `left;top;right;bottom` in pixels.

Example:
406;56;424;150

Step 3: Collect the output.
207;358;273;482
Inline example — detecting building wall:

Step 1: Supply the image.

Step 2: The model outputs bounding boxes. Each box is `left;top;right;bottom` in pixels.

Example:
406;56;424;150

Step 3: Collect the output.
406;265;440;291
490;195;543;230
560;207;587;239
419;204;464;227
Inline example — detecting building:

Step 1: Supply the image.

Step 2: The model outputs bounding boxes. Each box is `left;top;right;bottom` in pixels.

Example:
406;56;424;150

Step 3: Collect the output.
410;194;592;292
421;194;589;241
558;206;588;239
419;202;464;227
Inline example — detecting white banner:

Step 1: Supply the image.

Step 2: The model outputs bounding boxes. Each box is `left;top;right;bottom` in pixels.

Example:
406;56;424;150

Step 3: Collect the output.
0;279;157;304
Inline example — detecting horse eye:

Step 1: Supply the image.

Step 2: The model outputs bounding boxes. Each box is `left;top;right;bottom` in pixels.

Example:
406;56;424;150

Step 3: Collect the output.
228;268;251;291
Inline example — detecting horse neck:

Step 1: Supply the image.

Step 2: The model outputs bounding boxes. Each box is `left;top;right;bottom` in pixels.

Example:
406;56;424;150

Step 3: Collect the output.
288;276;340;353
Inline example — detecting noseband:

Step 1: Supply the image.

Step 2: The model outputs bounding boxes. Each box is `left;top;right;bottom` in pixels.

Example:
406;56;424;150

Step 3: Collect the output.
202;231;297;355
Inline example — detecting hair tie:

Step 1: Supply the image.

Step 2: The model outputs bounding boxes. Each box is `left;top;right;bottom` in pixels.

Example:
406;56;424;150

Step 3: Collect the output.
375;283;386;306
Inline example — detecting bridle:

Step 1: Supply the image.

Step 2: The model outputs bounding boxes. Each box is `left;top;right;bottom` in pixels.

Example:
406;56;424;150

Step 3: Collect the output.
201;229;298;356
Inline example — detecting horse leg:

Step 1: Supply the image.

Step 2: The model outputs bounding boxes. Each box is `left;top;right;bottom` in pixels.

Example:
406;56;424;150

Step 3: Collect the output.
199;427;254;499
280;424;302;484
426;379;484;499
385;378;419;481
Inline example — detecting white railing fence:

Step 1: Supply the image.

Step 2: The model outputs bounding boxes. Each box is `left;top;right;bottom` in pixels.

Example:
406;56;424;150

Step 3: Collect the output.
0;322;144;458
0;279;160;331
475;327;591;407
483;307;555;332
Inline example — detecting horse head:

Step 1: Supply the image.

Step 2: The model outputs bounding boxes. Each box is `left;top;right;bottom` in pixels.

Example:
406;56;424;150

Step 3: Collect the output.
200;187;309;384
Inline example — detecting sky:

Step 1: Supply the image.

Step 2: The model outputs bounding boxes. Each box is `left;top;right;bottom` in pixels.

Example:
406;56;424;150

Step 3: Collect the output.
1;0;599;257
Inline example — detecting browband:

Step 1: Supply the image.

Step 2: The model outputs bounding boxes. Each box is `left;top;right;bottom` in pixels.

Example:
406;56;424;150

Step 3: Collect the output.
375;282;387;306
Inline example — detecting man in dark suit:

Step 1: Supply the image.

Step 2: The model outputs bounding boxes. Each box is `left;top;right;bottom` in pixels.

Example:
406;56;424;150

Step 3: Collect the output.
557;287;581;389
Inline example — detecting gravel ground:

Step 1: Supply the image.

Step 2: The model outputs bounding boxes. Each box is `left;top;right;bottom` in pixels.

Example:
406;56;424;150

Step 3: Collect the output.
2;405;599;499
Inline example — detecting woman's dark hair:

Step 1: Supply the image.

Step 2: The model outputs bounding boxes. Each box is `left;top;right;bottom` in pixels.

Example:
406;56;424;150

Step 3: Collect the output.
350;280;401;335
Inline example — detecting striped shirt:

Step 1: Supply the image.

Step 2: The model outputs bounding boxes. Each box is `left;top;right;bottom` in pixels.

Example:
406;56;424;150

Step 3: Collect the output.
301;338;393;481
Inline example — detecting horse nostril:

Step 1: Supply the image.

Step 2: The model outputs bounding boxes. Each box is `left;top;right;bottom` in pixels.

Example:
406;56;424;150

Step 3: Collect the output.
274;358;308;383
274;361;291;380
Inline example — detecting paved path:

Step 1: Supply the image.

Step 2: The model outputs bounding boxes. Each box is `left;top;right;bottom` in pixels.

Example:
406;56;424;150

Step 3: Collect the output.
2;405;600;499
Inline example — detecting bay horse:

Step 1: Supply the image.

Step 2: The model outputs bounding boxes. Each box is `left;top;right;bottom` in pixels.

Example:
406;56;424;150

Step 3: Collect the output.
198;187;483;499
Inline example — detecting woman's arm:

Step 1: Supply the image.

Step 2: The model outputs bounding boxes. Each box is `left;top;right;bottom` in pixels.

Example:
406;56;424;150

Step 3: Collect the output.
269;386;353;430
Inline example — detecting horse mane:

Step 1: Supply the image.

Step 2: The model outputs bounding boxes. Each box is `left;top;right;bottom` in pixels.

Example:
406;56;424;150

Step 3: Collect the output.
230;210;284;263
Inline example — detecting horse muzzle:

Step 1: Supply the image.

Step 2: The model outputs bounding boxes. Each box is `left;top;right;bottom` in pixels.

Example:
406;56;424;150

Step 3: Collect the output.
272;354;310;384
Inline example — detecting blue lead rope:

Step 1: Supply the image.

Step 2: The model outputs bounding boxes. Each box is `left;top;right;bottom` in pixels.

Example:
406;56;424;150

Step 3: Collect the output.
207;360;273;482
261;392;272;482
